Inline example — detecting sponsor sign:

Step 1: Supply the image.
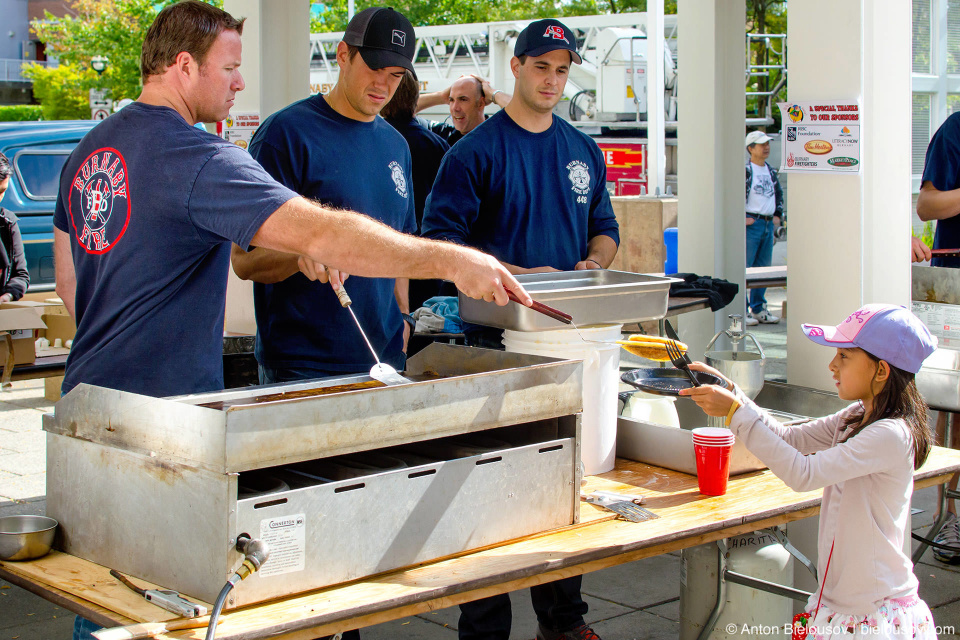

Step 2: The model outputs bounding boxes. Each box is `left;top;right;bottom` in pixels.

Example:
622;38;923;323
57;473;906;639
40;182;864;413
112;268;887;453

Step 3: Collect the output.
776;101;861;174
216;112;260;150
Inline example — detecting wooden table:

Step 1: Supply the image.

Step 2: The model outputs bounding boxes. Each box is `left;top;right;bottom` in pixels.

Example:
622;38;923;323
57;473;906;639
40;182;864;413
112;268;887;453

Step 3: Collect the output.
3;447;959;640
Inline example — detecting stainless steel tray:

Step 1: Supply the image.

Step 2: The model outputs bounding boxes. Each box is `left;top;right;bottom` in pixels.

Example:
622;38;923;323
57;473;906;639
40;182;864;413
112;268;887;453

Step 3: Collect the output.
616;381;851;476
917;348;960;411
459;270;679;332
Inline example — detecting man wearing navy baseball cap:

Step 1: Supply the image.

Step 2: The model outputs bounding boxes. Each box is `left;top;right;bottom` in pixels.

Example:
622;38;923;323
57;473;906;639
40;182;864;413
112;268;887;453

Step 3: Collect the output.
423;17;618;640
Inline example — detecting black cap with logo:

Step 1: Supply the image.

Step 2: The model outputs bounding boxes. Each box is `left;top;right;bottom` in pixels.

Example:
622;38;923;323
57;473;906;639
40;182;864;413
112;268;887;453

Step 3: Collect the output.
514;19;582;64
343;7;417;78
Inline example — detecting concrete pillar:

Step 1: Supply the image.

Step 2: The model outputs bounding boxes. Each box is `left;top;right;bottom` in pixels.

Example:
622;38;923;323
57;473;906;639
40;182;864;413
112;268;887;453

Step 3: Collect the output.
224;0;310;118
222;0;311;335
646;0;666;196
676;0;746;358
786;1;911;389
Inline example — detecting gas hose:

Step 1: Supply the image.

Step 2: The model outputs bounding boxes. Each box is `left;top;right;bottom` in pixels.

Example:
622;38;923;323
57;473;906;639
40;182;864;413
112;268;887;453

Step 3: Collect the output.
204;535;270;640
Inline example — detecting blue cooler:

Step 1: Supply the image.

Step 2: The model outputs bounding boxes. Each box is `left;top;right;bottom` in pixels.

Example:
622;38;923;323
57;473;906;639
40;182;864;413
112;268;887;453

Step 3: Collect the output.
664;227;678;274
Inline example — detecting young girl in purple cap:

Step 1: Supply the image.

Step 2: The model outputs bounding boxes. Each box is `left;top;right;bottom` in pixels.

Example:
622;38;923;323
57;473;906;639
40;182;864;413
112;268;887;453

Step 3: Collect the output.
681;304;938;640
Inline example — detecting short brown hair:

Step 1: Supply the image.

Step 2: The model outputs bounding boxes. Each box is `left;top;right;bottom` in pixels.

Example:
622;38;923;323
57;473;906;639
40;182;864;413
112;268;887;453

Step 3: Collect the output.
379;71;419;120
140;1;245;80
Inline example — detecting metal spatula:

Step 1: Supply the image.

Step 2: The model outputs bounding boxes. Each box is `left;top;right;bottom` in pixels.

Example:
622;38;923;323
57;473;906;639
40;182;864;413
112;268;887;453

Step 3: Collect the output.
329;278;412;386
580;491;659;522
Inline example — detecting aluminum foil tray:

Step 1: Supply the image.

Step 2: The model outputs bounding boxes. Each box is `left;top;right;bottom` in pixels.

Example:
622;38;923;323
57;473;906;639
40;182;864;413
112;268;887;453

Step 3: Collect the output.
459;270;680;332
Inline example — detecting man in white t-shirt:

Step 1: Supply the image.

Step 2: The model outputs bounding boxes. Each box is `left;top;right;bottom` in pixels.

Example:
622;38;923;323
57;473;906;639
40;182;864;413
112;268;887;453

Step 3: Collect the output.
744;130;783;325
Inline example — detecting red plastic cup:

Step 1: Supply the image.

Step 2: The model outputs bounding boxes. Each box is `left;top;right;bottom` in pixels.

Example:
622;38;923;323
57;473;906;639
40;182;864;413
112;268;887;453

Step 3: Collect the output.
694;442;733;496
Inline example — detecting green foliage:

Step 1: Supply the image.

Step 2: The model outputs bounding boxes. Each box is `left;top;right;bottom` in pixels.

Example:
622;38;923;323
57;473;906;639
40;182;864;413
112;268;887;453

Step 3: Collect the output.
0;105;44;122
28;0;223;116
21;63;99;120
914;221;936;248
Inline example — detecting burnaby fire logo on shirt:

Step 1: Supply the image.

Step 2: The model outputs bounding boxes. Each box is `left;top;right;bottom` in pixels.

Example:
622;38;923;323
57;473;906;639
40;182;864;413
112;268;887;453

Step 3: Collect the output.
566;160;591;195
68;148;131;254
389;161;408;198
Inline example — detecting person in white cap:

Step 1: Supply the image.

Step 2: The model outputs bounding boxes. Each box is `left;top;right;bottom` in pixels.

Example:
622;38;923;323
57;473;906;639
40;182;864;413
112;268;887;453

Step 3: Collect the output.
744;129;783;325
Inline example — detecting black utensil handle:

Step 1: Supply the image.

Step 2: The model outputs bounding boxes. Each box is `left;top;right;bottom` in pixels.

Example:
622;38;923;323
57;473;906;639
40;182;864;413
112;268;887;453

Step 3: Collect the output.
683;367;702;387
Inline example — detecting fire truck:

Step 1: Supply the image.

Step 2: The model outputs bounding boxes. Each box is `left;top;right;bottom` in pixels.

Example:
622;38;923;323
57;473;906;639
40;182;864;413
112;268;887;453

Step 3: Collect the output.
308;13;785;197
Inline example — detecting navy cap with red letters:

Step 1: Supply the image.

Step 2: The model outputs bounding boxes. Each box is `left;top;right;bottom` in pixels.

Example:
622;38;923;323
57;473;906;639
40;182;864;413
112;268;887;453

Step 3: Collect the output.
343;7;417;78
514;19;582;64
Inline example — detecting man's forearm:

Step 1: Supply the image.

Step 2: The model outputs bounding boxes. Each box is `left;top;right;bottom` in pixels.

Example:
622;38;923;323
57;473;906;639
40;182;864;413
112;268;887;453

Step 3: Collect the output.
394;278;410;314
53;228;77;319
230;245;300;284
917;183;960;221
586;234;619;268
416;91;447;113
253;198;460;282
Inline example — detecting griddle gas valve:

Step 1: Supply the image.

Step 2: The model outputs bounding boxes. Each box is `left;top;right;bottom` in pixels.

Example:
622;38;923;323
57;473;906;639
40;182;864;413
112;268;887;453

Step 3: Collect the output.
234;534;270;579
204;535;271;640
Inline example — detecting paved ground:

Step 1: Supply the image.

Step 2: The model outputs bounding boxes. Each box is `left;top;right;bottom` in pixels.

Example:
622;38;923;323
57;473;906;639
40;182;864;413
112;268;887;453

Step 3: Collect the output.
3;237;960;639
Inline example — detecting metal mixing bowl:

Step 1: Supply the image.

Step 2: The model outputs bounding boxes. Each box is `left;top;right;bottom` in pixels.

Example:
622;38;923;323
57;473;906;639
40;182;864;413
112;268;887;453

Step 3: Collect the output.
0;515;58;561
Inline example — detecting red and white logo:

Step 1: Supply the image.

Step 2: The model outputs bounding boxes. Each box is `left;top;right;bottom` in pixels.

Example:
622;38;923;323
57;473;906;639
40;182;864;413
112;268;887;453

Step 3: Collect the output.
545;25;568;43
68;148;131;254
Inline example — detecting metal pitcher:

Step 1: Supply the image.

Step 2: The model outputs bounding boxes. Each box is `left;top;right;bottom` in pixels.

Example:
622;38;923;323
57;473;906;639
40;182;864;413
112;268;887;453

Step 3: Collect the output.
704;314;766;400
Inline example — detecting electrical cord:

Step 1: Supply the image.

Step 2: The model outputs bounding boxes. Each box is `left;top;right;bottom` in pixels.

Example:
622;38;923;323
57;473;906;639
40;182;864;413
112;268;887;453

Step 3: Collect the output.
204;535;270;640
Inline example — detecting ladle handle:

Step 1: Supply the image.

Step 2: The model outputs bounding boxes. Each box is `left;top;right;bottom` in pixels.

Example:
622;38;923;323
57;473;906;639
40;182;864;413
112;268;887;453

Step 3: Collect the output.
507;290;572;325
324;267;352;307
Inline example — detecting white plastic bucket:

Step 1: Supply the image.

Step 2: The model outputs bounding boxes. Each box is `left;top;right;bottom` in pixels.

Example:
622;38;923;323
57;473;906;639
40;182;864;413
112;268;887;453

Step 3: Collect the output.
622;391;680;428
503;324;622;475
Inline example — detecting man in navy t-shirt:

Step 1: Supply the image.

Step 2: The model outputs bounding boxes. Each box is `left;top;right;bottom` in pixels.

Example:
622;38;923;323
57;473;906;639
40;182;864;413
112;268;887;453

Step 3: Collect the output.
55;5;530;639
920;112;960;267
233;7;418;384
422;18;618;640
53;1;528;402
917;112;960;563
381;71;450;310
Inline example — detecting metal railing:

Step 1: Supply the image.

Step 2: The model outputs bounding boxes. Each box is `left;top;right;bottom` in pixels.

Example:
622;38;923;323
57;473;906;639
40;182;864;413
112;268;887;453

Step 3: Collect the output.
0;59;55;83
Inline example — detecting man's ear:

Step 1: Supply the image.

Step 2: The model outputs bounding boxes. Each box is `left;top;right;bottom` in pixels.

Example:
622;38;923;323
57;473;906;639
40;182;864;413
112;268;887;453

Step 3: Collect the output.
174;51;197;79
336;41;351;67
510;56;521;79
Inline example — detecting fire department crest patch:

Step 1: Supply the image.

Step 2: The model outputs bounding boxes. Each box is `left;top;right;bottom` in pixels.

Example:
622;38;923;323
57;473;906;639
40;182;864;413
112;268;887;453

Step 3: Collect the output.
389;161;408;198
68;148;131;254
566;160;590;195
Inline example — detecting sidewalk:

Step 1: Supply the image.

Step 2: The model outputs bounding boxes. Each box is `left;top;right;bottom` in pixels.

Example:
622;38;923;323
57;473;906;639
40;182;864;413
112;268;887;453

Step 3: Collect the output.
2;367;960;639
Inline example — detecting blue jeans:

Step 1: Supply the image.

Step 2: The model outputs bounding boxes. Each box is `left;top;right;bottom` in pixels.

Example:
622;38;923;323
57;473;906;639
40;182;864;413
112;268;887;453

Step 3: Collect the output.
458;575;588;640
745;217;775;313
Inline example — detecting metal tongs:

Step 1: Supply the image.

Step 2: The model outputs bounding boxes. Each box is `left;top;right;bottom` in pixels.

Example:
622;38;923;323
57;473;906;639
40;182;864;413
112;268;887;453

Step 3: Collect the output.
580;491;658;522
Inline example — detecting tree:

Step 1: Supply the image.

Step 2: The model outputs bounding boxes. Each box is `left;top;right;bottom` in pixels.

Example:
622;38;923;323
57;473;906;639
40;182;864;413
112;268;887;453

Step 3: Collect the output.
310;0;561;33
25;0;222;118
21;63;100;120
745;0;787;124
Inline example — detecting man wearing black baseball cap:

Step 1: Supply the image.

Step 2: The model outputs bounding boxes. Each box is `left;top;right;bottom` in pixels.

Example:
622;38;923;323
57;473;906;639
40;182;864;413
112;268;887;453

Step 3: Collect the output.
232;16;420;617
422;17;617;640
234;7;420;398
343;6;417;78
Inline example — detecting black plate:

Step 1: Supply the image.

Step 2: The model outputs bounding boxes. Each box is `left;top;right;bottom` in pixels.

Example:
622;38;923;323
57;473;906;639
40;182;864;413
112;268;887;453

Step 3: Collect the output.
620;368;724;397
